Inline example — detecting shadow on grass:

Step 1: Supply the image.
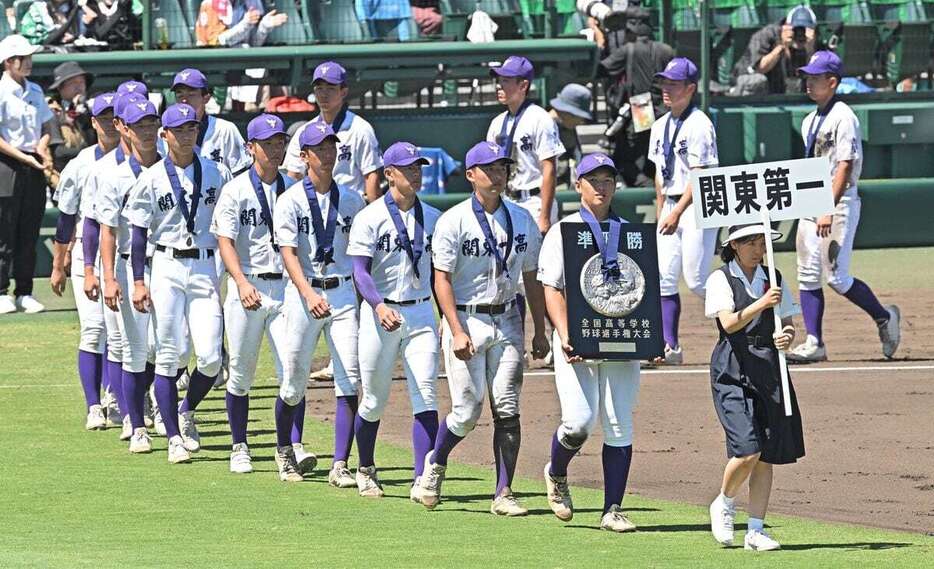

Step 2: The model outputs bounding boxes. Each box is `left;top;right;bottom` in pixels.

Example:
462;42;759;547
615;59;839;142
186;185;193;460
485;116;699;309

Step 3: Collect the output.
780;542;913;551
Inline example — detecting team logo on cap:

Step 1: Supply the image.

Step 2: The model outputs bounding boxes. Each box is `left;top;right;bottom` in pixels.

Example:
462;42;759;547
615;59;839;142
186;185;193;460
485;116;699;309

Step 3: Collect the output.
266;118;277;127
320;65;330;74
809;54;819;64
179;107;190;116
316;123;328;133
594;155;607;164
180;71;190;80
666;60;678;71
136;102;148;110
126;84;137;92
103;95;114;104
406;145;416;155
488;144;499;153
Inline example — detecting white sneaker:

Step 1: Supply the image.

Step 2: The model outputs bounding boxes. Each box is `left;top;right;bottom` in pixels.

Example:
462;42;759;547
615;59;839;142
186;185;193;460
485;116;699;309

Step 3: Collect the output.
176;369;190;391
410;478;423;503
417;451;446;510
119;415;133;441
328;460;356;488
167;435;191;464
544;463;573;521
664;344;683;365
275;446;304;482
152;406;166;437
709;496;736;546
786;335;827;363
0;295;16;314
143;395;154;428
544;350;554;366
878;305;901;359
15;295;45;314
292;443;318;475
600;504;636;532
744;529;781;551
356;465;385;498
85;404;106;430
230;443;253;474
102;392;121;428
308;361;334;383
178;410;200;452
490;491;528;517
129;428;152;453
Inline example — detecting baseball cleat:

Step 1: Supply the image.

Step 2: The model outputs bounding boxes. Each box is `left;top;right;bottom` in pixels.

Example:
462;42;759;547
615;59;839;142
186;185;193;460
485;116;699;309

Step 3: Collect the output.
85;404;106;430
744;529;781;551
0;294;16;314
410;478;423;503
143;395;154;428
167;435;192;464
120;415;133;441
176;369;190;391
178;411;201;452
102;392;122;428
129;428;152;454
544;463;573;522
292;443;318;475
15;295;45;314
229;443;253;474
878;305;901;359
328;461;356;488
152;406;167;437
490;491;529;517
663;344;683;365
308;362;334;384
786;335;827;363
275;446;304;482
418;451;446;509
709;496;735;546
356;466;385;498
600;504;636;532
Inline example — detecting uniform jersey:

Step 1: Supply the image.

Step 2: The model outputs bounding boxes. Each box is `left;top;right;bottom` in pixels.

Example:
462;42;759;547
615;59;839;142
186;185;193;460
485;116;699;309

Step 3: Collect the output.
83;146;129;223
648;108;719;197
157;115;251;175
801;100;862;199
537;212;628;290
124;155;231;250
273;180;366;278
210;168;285;274
94;155;154;256
53;145;105;240
347;196;441;302
432;197;541;305
283;111;383;195
486;103;565;191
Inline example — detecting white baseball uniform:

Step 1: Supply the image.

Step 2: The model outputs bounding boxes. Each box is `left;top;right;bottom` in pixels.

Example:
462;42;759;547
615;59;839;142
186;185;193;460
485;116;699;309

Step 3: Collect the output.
648;107;719;297
157;115;251;175
210;168;288;396
347;196;442;422
124;155;230;378
274;179;366;405
431;197;542;437
537;212;641;448
796;100;863;294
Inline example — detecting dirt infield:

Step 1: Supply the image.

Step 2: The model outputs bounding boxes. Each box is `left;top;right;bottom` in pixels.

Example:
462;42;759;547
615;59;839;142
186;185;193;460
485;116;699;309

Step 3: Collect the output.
306;288;933;534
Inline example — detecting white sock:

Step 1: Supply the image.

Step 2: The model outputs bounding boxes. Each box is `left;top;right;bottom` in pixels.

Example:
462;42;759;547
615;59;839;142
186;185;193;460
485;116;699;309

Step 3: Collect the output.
718;493;735;508
748;517;764;532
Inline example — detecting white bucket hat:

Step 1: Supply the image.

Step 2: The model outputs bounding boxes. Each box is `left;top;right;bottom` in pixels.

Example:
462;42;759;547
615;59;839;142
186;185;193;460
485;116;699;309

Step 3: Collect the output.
721;224;782;247
0;35;41;64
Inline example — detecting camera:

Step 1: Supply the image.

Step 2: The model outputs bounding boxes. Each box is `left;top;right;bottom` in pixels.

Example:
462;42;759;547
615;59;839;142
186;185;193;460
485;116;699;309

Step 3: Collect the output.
793;26;807;44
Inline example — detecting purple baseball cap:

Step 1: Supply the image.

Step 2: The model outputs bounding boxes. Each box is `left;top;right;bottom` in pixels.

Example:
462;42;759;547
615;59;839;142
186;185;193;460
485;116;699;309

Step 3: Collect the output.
383;141;429;168
114;92;146;121
91;92;116;117
247;113;286;141
465;141;514;170
490;55;534;80
799;50;843;76
312;61;346;85
117;80;148;97
121;98;159;125
172;68;209;90
299;120;339;148
576;153;618;178
655;57;699;83
161;103;199;129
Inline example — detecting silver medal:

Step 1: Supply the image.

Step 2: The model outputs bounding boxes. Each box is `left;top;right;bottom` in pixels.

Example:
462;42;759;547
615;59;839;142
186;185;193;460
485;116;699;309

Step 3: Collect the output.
579;252;645;317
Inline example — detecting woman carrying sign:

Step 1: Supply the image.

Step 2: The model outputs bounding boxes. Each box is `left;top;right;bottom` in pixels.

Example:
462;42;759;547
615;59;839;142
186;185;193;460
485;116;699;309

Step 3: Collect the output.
705;224;804;551
537;153;641;533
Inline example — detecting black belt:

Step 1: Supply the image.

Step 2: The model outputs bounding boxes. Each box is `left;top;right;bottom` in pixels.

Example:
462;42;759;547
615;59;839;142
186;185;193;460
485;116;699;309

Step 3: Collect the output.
746;335;771;349
385;297;430;306
155;244;215;259
507;187;540;199
248;272;283;281
456;301;514;315
309;275;350;290
120;253;152;266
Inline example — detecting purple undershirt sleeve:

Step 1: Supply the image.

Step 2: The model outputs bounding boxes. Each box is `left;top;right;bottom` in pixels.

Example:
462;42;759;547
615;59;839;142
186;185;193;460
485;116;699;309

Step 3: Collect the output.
352;255;383;309
131;226;148;282
54;212;76;244
82;217;100;268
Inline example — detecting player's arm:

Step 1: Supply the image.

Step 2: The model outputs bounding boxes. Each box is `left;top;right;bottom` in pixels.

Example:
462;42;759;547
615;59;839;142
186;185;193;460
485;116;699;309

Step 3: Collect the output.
351;255;401;331
81;214;101;301
129;225;151;313
363;171;381;203
543;284;582;363
522;271;550;360
100;224;121;311
658;167;701;235
280;245;331;318
51;211;77;296
716;288;782;334
816;159;853;237
538;157;557;234
433;268;474;360
218;236;261;311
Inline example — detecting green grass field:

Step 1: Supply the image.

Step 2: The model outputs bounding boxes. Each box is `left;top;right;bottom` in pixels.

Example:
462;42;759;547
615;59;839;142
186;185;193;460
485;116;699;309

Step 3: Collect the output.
2;249;932;568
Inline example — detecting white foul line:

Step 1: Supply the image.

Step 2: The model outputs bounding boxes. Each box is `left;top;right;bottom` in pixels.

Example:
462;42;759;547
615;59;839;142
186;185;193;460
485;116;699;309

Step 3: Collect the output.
524;364;934;378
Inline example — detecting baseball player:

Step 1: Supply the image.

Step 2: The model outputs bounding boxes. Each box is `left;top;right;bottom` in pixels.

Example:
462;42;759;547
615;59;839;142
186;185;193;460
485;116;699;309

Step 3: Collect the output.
647;57;719;364
348;141;442;499
98;97;162;453
125;103;231;464
537;153;641;533
274;121;366;486
211;113;316;480
788;51;901;362
50;92;120;431
416;141;549;515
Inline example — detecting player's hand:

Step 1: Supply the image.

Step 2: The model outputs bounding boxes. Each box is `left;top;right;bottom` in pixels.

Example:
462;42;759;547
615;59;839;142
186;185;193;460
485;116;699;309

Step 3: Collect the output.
133;283;151;313
103;277;122;312
537;216;552;236
50;267;67;297
773;328;794;351
63;250;72;274
376;303;403;332
531;331;549;360
805;26;816;48
262;9;288;28
84;271;100;301
238;281;262;311
452;331;475;361
780;25;794;49
758;286;782;309
22;154;44;171
560;335;583;364
81;5;97;24
246;9;262;24
816;215;833;238
658;210;681;235
304;291;332;319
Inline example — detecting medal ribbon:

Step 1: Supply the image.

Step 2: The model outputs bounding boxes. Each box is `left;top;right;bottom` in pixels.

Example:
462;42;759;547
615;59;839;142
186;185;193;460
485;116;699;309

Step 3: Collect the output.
197;116;209;147
303;177;340;265
496;100;532;158
383;190;424;279
115;145;126;164
805;98;837;158
662;105;693;182
580;206;622;282
164;154;203;237
471;194;513;279
249;166;285;248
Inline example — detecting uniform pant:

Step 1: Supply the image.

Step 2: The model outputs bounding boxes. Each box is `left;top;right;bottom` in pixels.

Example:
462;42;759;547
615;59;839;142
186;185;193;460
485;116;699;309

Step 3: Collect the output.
0;157;46;297
281;278;359;405
224;275;286;396
114;255;154;373
796;196;860;294
357;300;438;422
441;308;524;438
552;331;641;448
149;249;223;378
70;242;106;354
657;198;716;297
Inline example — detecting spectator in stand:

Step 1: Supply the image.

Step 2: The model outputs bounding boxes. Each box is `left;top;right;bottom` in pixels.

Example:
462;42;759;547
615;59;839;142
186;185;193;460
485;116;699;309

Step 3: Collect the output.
19;0;87;47
356;0;413;40
46;61;95;173
411;1;442;36
548;83;593;185
82;0;144;51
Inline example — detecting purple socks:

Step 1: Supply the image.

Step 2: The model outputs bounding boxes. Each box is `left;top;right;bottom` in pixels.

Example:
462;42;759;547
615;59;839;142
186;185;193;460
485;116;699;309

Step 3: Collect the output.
844;278;889;322
602;444;633;514
152;373;181;439
800;288;825;343
291;397;305;445
123;369;152;429
660;294;681;348
354;415;380;468
275;397;298;448
413;411;439;477
431;417;464;466
333;395;358;464
226;392;249;445
549;432;579;477
178;368;216;414
106;359;126;419
77;350;103;408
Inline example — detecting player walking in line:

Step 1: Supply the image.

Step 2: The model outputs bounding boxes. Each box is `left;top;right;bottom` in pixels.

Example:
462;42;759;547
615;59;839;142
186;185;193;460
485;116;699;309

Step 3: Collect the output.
275;122;366;486
538;153;642;533
416;141;549;516
125;103;231;464
348;141;442;500
787;51;901;363
706;224;805;551
647;57;719;365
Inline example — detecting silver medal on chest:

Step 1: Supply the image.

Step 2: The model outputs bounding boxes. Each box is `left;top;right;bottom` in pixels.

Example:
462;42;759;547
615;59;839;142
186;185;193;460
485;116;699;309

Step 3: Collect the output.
580;252;646;317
